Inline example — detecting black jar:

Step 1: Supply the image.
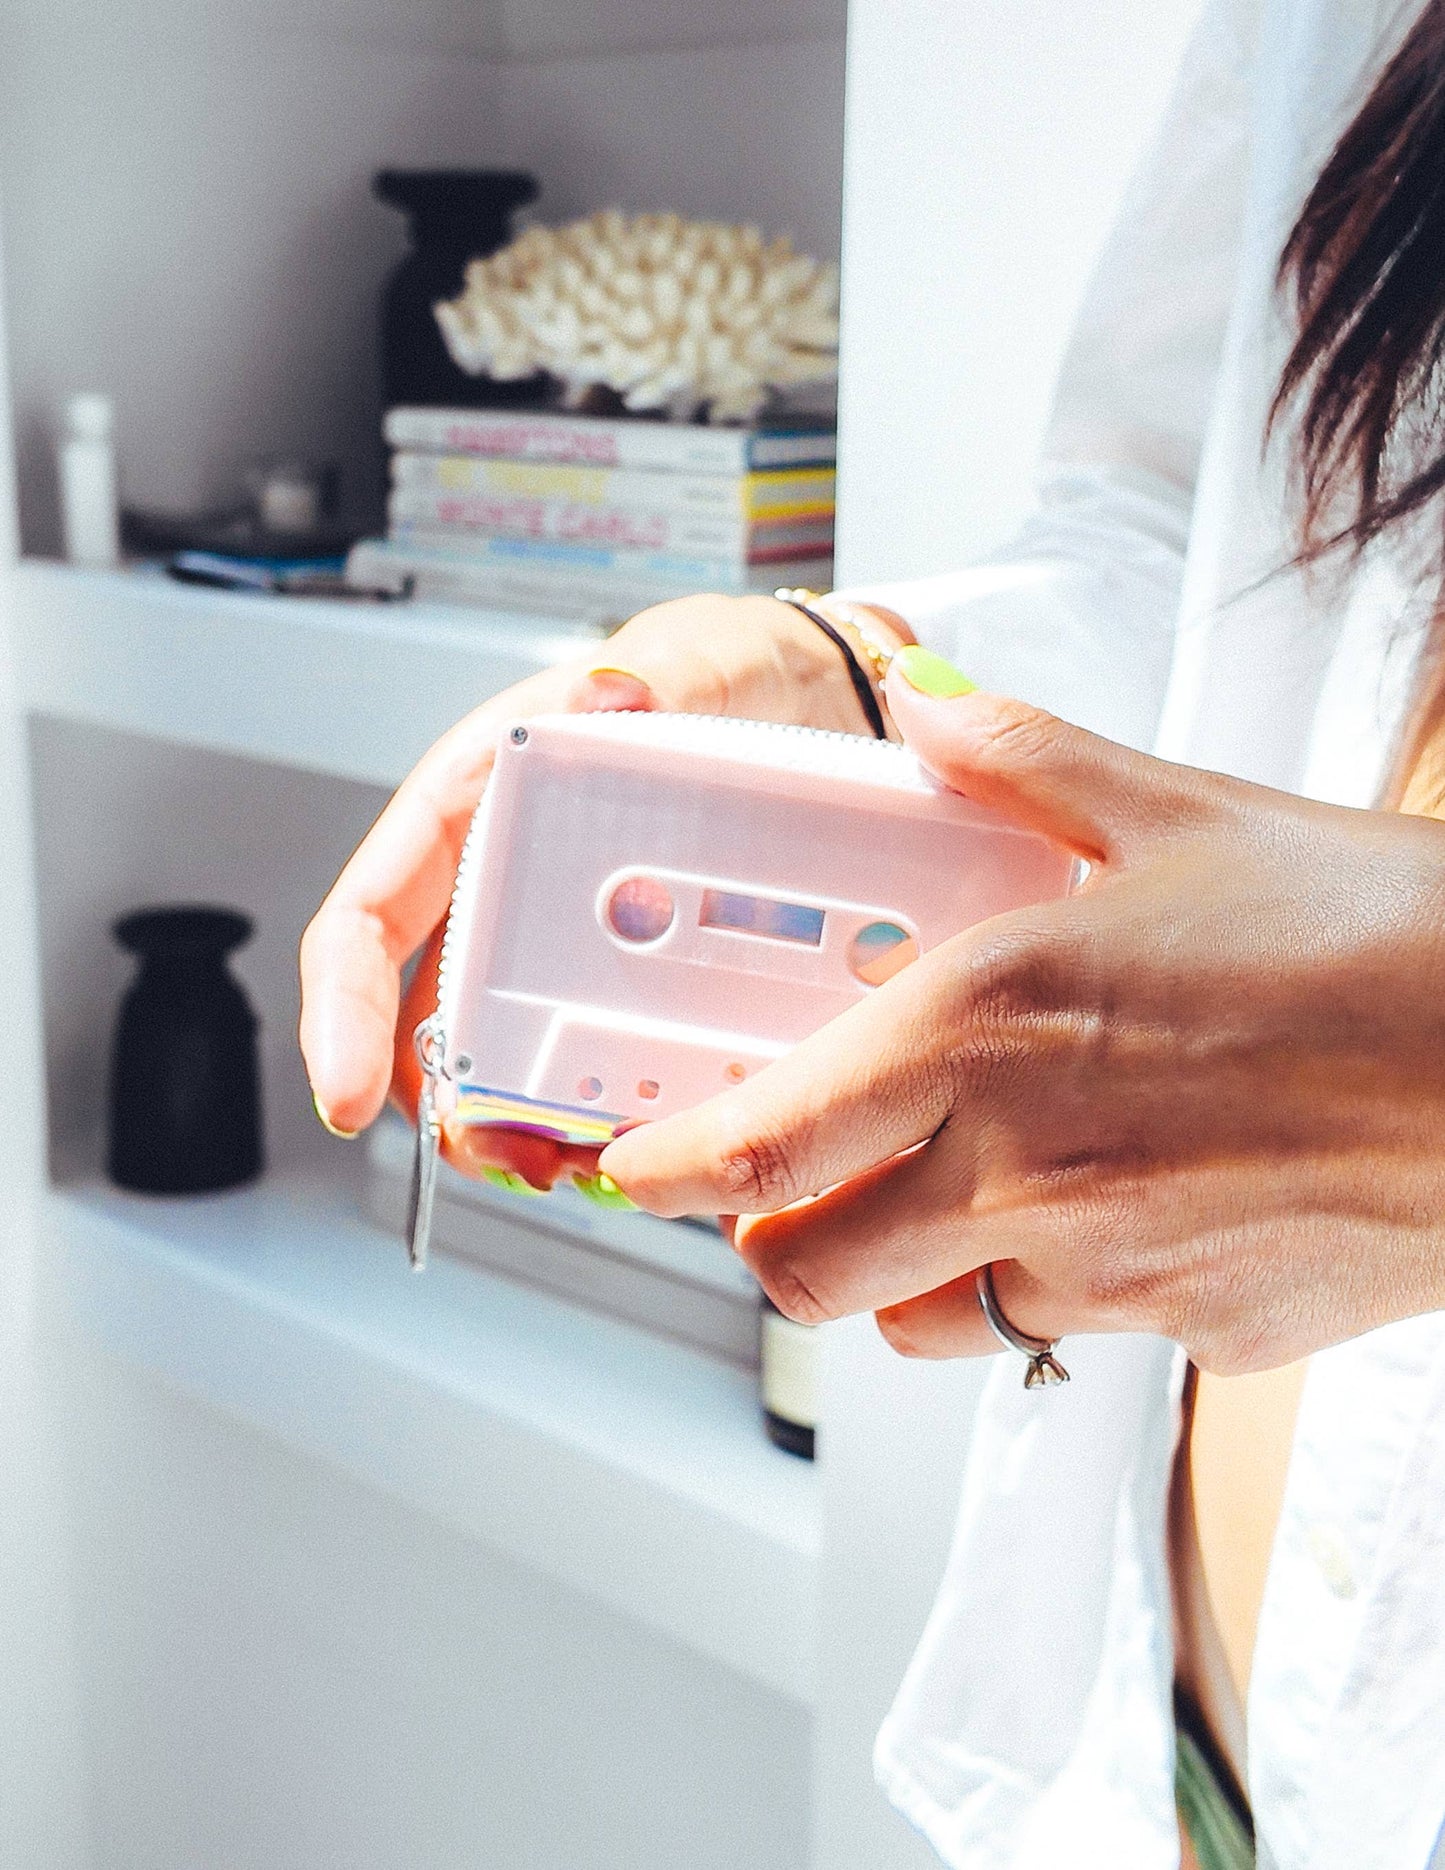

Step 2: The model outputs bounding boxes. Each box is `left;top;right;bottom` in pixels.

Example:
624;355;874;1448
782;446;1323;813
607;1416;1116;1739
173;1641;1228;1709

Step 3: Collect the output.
107;906;263;1195
374;168;540;409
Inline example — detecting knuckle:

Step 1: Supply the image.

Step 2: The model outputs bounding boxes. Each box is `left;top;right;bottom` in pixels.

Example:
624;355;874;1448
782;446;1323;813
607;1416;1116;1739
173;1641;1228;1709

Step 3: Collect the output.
1166;1275;1275;1376
759;1261;835;1326
709;1114;806;1212
1077;1255;1153;1323
965;924;1072;1022
940;925;1078;1101
1070;1224;1174;1338
965;699;1068;775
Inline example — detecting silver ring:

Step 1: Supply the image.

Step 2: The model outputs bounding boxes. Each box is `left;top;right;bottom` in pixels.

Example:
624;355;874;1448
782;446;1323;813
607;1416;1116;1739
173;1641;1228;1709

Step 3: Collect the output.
977;1264;1070;1389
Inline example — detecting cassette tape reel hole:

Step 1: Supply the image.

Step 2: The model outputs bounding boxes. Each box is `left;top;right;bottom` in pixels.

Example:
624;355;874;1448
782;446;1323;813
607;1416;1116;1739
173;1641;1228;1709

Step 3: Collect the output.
637;1078;660;1100
605;876;675;945
577;1076;604;1102
849;920;919;987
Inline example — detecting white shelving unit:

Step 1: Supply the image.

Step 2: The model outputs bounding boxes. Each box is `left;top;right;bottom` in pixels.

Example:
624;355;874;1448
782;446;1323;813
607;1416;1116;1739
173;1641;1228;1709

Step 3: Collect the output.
16;553;826;1870
13;559;601;787
0;7;856;1866
24;555;820;1689
43;1164;817;1706
0;3;1202;1864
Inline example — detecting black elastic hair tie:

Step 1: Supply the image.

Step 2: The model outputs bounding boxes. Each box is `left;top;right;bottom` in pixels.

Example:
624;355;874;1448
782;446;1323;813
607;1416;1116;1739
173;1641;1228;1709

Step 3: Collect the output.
773;592;889;740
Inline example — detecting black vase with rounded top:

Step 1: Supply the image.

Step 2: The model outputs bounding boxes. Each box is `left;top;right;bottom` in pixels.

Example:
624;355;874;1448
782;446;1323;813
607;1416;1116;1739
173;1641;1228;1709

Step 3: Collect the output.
107;906;263;1195
374;168;541;409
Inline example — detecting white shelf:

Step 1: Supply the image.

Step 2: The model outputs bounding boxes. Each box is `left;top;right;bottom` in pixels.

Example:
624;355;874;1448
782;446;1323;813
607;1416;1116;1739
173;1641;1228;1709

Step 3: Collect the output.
42;1164;819;1706
11;559;607;788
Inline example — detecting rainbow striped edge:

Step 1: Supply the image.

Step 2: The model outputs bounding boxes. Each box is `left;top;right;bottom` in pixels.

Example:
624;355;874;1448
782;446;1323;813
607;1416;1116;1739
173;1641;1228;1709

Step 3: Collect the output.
454;1085;627;1146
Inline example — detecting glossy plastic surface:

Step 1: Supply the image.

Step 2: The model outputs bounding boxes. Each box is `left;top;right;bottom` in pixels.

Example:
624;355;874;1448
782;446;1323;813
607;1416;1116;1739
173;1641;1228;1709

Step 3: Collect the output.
435;712;1075;1140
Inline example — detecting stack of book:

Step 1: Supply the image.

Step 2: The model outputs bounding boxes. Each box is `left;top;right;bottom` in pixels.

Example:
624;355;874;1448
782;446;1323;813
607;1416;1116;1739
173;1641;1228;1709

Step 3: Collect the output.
346;405;836;618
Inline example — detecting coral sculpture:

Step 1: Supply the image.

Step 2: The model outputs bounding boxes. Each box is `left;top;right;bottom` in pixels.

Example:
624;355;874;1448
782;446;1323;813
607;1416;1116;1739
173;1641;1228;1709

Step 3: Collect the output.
434;209;839;424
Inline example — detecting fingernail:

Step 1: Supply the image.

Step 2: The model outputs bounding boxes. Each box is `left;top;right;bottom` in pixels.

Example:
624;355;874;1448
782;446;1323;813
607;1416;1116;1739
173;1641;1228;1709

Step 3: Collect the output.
585;666;653;705
892;644;977;699
312;1093;359;1141
573;1171;637;1210
481;1166;548;1197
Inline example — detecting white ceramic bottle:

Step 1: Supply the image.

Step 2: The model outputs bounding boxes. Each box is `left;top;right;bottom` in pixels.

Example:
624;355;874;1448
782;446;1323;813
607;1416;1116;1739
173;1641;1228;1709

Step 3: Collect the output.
59;392;120;567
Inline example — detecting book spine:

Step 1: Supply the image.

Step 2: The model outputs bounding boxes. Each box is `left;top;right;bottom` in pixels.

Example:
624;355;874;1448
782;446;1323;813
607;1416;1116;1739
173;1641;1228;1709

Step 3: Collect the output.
384;407;754;474
374;528;833;580
389;452;740;517
387;488;833;559
346;536;834;603
389;452;836;519
383;408;836;473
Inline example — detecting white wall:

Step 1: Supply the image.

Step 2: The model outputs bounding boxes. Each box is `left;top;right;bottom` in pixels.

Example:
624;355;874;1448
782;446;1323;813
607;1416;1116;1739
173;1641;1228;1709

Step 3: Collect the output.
0;4;505;551
835;0;1202;584
494;37;845;261
818;3;1201;1866
0;0;845;554
0;859;87;1870
0;229;89;1869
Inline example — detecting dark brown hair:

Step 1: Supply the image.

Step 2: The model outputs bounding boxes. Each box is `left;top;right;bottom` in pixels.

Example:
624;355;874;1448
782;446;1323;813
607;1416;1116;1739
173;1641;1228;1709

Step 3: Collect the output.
1273;0;1445;561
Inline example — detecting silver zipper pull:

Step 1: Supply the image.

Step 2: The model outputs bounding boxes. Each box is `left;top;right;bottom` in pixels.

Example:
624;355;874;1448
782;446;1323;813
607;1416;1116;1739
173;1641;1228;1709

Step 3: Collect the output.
406;1013;445;1271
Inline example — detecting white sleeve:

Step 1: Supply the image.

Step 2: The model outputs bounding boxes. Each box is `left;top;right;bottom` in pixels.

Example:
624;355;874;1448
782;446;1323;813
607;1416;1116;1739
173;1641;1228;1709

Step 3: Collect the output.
842;0;1259;752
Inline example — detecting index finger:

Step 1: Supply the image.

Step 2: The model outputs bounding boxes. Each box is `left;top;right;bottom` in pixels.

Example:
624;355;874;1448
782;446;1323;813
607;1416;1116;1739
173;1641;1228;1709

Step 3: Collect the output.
598;937;974;1218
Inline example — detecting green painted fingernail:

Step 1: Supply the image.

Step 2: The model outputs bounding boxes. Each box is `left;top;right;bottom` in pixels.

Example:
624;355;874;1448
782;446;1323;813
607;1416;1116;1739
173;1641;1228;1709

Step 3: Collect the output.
893;644;977;699
482;1166;547;1197
312;1093;359;1141
573;1171;636;1210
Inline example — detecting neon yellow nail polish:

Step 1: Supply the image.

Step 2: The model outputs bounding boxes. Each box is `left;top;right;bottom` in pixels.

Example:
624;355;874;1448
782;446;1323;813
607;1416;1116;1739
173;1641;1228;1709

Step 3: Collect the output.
481;1165;547;1197
573;1170;636;1210
312;1093;359;1141
893;644;977;699
587;665;647;682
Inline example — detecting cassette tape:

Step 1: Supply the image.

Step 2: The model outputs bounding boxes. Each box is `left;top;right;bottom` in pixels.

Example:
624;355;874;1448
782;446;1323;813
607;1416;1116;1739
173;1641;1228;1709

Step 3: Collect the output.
423;710;1076;1148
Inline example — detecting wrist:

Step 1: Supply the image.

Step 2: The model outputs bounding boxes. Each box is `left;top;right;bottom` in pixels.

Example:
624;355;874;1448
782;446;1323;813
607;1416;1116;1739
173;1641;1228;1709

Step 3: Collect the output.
774;588;917;740
814;597;916;657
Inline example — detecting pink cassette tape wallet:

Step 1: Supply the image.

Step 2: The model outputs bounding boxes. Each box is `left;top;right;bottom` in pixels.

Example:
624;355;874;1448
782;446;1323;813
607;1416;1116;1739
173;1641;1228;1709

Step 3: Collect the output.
406;711;1075;1264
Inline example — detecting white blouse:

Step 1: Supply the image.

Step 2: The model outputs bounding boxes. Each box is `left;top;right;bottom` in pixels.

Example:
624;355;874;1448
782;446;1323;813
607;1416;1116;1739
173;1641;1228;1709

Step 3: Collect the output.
847;0;1445;1864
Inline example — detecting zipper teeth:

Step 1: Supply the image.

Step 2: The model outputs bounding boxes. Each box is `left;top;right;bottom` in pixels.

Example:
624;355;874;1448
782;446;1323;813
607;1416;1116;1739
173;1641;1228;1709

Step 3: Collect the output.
556;710;919;783
583;709;890;746
433;797;490;1050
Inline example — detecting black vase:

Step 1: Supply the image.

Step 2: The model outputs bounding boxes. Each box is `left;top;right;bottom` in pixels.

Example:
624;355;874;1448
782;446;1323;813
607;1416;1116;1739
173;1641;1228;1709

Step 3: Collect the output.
374;168;541;409
107;907;263;1195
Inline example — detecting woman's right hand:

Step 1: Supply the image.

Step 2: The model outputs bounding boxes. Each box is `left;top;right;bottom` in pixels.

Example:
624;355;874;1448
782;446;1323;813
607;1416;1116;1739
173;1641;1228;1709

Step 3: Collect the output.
298;591;910;1186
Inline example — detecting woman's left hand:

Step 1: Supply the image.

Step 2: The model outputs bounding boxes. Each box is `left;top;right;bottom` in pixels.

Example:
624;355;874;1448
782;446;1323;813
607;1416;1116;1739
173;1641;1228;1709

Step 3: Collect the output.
600;656;1445;1376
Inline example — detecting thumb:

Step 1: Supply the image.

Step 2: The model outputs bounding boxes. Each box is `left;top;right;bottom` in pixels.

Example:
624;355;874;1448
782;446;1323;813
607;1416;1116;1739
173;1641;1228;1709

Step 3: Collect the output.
885;646;1201;865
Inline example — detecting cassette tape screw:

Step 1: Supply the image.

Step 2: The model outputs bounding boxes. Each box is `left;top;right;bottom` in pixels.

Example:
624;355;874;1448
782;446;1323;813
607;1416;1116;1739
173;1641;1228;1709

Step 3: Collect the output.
509;725;528;746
